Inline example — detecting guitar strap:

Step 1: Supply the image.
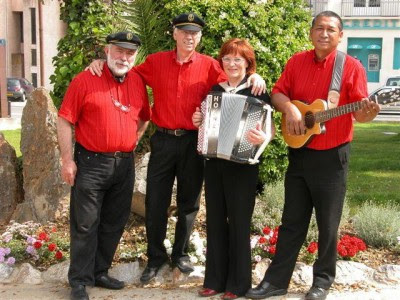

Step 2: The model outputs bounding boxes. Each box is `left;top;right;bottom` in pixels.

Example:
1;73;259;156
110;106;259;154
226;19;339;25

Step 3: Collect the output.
327;50;346;109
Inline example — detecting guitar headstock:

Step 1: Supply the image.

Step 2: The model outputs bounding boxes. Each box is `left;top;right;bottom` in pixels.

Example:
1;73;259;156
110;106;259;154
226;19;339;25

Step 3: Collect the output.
370;88;400;105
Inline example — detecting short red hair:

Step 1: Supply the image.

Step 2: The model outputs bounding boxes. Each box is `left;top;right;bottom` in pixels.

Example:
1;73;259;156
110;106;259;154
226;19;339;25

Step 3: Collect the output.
217;38;257;75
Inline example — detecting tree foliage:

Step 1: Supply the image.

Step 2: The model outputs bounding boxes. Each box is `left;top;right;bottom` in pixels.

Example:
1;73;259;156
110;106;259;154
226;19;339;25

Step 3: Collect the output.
50;0;115;108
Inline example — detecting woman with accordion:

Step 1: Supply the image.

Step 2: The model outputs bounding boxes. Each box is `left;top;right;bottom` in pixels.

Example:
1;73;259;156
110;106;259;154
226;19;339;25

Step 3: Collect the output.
192;38;275;299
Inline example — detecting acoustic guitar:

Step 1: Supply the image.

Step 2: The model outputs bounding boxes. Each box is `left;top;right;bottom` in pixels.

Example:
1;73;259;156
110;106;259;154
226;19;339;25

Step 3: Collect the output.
281;88;400;148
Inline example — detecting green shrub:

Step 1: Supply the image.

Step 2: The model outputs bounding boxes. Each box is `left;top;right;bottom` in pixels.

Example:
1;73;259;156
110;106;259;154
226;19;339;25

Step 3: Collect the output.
252;181;351;244
353;202;400;248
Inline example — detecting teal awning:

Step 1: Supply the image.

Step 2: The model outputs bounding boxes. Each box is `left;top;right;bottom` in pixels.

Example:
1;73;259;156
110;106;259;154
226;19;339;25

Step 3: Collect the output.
367;44;381;49
348;44;363;49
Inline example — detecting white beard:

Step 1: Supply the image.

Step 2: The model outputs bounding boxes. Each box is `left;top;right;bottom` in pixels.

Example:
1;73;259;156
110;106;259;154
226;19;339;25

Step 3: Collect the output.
107;53;134;76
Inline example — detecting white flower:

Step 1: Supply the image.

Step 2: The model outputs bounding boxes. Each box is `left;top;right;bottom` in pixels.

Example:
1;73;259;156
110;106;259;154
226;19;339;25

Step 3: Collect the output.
220;12;227;19
195;248;203;257
250;237;258;249
397;236;400;244
249;11;257;18
199;254;206;263
254;255;262;262
224;30;231;37
190;255;198;264
163;239;172;249
256;0;268;4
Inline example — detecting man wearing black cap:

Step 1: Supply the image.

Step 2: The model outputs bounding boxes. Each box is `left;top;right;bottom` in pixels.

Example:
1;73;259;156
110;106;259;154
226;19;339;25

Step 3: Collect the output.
88;13;266;285
58;31;151;300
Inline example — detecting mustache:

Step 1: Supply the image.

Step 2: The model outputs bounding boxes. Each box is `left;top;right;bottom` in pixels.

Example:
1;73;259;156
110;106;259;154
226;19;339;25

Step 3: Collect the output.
114;60;130;67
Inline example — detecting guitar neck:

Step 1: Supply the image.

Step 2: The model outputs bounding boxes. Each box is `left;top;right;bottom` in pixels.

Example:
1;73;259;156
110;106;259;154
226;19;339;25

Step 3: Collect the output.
315;101;363;123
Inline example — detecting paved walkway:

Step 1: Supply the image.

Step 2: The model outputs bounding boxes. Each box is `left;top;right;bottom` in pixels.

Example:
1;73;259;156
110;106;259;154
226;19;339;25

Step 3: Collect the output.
0;283;400;300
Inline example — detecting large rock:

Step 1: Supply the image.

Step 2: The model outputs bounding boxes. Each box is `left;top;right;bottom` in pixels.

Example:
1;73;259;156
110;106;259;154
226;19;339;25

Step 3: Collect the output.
335;260;375;285
132;153;150;217
42;259;69;284
0;133;23;225
12;88;68;223
374;264;400;284
292;262;313;286
109;261;141;284
3;263;43;284
132;152;178;218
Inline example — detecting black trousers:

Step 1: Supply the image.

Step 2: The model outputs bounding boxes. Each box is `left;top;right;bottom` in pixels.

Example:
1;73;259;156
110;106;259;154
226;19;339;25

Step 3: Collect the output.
145;131;204;267
68;144;134;287
203;159;258;296
264;143;350;290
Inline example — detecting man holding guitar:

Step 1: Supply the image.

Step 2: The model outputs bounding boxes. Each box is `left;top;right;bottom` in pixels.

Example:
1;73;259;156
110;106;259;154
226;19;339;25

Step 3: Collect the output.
246;10;380;300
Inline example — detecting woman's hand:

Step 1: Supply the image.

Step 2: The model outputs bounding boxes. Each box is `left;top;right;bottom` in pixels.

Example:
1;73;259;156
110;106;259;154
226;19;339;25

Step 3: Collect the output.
247;123;267;145
192;107;203;128
85;59;106;77
247;73;266;96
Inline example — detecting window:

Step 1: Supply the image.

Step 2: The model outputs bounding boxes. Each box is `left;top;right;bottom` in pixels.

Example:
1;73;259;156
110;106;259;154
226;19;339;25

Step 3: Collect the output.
31;49;37;66
354;0;366;7
31;73;38;87
30;8;36;45
369;0;380;7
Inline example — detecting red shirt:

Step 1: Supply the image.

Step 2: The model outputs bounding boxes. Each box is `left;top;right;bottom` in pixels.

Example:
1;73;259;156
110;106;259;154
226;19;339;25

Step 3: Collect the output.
272;49;368;150
135;50;226;130
58;65;151;152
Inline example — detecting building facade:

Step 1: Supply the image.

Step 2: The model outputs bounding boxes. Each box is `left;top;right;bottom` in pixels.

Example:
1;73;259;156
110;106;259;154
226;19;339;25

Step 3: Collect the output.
308;0;400;93
0;0;66;90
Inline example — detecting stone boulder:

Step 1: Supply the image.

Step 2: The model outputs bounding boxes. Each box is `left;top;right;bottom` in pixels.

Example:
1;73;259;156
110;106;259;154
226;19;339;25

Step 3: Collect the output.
12;88;68;223
335;260;375;285
3;263;43;284
374;264;400;284
132;153;150;217
0;132;23;225
131;152;178;218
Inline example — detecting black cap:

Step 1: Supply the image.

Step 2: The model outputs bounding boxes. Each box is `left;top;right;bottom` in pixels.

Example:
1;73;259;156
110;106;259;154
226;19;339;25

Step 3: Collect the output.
172;13;205;32
106;31;141;50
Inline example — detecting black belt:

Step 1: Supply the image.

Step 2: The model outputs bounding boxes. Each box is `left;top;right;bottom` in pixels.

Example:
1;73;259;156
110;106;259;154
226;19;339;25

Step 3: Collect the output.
76;143;132;158
156;127;194;136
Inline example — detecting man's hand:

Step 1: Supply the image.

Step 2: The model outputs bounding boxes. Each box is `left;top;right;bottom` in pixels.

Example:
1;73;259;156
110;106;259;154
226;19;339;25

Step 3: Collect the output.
247;73;266;96
61;158;77;186
354;98;381;123
285;103;305;135
85;59;105;77
247;123;267;145
192;107;203;128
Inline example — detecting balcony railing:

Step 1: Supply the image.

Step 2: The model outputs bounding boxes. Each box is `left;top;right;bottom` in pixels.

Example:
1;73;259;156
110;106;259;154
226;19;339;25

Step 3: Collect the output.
342;0;400;17
306;0;329;16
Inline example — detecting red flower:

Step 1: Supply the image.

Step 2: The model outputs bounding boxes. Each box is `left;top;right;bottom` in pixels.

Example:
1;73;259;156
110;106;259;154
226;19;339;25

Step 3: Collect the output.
262;226;271;235
307;242;318;254
268;246;276;255
269;236;277;245
51;227;57;233
48;243;57;252
258;236;267;244
33;241;42;249
38;232;48;241
55;251;63;260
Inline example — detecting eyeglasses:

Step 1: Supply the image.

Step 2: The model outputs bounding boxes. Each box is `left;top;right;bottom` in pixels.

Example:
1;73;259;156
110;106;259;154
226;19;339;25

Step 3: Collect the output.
111;94;130;113
221;57;245;64
178;29;201;37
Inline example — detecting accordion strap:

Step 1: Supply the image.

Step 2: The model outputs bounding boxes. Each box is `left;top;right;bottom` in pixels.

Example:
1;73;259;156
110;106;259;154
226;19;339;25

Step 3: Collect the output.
327;50;346;109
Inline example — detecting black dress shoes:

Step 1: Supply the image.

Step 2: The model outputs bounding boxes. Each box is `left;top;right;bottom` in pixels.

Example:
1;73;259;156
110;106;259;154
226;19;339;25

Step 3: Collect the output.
305;286;329;300
245;280;287;299
94;274;124;290
173;259;194;273
140;264;165;284
70;285;89;300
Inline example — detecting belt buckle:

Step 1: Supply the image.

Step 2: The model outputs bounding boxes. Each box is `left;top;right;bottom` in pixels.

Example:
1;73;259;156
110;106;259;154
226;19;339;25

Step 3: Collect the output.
114;151;122;158
174;129;184;136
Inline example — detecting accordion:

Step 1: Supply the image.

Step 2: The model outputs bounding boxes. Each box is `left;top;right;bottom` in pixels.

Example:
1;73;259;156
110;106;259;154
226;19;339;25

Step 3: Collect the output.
197;91;273;164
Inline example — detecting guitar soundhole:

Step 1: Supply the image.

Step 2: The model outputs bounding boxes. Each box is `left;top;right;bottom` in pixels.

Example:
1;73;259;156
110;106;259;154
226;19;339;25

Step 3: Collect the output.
304;111;315;129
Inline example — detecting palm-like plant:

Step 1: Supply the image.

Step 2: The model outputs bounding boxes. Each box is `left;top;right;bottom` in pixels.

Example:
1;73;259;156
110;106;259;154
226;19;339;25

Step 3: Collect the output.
111;0;173;65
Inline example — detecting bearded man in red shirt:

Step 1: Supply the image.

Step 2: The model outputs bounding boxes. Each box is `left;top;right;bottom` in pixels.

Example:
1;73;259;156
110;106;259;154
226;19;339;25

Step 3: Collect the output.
246;11;380;300
58;32;151;300
88;13;266;284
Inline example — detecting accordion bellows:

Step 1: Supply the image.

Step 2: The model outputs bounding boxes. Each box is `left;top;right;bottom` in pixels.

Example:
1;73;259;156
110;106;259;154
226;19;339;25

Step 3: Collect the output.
198;91;273;164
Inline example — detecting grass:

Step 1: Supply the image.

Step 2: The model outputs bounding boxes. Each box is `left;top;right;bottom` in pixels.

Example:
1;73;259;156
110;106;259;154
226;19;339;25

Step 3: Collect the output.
1;129;22;157
347;122;400;207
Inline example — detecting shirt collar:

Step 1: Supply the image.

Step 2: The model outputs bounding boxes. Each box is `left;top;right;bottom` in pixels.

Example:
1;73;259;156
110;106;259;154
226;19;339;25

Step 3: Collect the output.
312;49;337;68
219;76;249;93
172;49;198;64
